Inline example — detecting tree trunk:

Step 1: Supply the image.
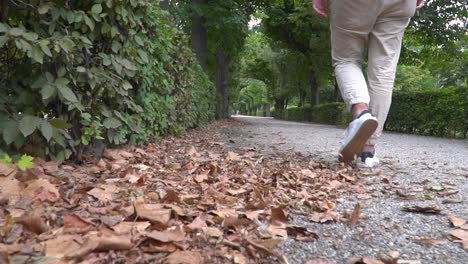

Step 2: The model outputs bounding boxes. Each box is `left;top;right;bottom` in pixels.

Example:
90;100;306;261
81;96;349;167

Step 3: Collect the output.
334;79;342;102
216;51;231;119
299;90;306;107
159;0;170;9
310;70;319;107
191;0;208;70
275;99;285;111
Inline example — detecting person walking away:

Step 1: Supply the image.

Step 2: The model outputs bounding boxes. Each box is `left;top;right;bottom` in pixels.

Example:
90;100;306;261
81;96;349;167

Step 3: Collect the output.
313;0;425;167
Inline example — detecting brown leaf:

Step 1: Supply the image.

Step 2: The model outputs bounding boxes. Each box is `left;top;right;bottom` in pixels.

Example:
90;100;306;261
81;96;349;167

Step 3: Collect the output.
245;237;289;264
161;189;181;204
16;214;48;234
112;221;151;234
300;169;317;178
349;203;361;228
202;227;223;237
42;161;58;175
44;235;84;258
286;225;318;242
186;215;208;231
24;178;60;202
146;225;186;243
233;253;247;264
346;258;385;264
62;214;96;233
449;229;468;241
267;224;288;238
413;238;447;246
0;176;24;205
0;163;15;177
271;206;288;225
401;206;443;215
87;186;116;202
66;234;133;259
193;174;208;183
165;251;204;264
226;152;240;161
327;180;343;190
448;216;466;227
135;203;172;225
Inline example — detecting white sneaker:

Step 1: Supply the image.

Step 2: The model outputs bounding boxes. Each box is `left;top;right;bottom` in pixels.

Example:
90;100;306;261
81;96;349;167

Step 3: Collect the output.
357;151;380;168
339;111;378;163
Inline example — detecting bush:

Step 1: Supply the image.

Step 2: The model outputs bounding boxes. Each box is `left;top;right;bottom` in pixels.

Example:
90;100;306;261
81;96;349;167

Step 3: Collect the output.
272;103;351;126
272;88;467;138
386;88;467;138
0;1;214;162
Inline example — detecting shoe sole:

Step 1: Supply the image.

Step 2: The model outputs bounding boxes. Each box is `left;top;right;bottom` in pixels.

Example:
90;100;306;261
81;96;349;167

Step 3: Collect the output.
339;119;378;164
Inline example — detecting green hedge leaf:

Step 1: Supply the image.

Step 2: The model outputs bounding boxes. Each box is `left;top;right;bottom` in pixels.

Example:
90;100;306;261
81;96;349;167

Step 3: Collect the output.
19;115;42;137
40;120;53;142
92;4;103;15
50;119;72;129
3;121;21;145
103;117;122;129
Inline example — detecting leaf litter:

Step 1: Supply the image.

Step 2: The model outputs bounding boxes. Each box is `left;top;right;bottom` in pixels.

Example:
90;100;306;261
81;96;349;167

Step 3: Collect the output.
0;120;418;263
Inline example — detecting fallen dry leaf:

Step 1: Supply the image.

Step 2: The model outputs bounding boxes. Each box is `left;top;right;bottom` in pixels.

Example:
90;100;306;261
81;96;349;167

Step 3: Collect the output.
448;216;466;227
413;238;447;246
271;206;288;225
165;251;204;264
202;227;223;237
146;225;186;242
449;229;468;249
401;206;443;215
134;203;172;225
349;203;361;228
62;214;96;233
16;214;48;234
44;235;84;258
112;221;151;234
0;163;15;177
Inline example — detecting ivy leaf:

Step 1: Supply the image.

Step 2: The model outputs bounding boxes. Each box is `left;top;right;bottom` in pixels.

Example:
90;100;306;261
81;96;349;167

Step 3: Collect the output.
40;120;53;142
134;35;144;46
19;115;42;137
92;4;103;15
17;155;35;171
2;121;20;145
9;27;25;37
103;117;122;129
0;155;13;165
39;40;52;57
30;45;44;64
38;4;50;14
84;15;95;31
23;32;38;41
50;118;72;129
0;36;7;47
55;78;78;103
0;23;9;33
41;84;56;100
137;50;149;63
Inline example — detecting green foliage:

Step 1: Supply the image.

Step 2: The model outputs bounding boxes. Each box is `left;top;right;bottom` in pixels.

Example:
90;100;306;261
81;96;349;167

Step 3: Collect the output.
272;103;351;126
273;89;467;138
394;65;439;91
17;154;35;171
386;88;467;138
0;0;214;162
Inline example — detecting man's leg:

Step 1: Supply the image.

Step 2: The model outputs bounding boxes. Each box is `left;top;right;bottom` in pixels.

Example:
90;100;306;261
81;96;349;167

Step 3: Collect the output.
366;0;416;147
331;0;379;163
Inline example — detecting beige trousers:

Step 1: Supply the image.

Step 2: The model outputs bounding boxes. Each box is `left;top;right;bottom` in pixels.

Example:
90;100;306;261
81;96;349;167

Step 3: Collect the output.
331;0;416;145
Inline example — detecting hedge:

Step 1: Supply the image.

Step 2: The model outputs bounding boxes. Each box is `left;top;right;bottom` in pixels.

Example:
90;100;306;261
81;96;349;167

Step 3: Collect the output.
272;88;467;138
0;1;215;162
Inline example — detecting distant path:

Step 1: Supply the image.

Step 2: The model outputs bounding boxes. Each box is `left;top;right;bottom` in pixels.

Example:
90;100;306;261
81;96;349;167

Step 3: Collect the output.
225;115;468;264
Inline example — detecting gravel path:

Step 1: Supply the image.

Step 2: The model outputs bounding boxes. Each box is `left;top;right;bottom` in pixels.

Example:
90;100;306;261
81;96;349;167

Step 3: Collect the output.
225;115;468;264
